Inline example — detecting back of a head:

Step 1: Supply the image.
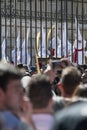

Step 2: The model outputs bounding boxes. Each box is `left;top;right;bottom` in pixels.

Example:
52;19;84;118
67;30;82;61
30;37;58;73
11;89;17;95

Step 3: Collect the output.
61;66;81;95
60;58;71;68
73;84;87;98
28;74;53;109
16;64;27;73
16;63;23;69
0;62;22;91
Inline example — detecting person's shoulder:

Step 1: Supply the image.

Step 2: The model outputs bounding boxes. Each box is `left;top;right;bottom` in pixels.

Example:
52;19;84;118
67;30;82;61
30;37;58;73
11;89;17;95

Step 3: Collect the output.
54;101;87;122
52;101;87;130
19;121;33;130
0;111;34;130
2;111;19;120
0;111;21;130
53;96;72;113
53;96;66;112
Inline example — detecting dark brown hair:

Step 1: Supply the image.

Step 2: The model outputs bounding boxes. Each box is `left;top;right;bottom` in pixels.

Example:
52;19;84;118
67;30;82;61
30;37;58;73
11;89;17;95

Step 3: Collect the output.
28;74;53;108
61;66;81;95
0;62;22;92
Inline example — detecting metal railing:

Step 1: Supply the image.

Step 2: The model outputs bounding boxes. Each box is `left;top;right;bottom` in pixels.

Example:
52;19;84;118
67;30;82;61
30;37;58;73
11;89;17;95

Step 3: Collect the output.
0;0;87;65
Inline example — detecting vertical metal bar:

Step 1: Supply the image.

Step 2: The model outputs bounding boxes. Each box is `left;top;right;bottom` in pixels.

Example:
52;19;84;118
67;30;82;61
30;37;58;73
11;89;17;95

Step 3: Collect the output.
0;0;1;59
5;0;7;58
76;0;78;65
30;0;32;65
71;0;74;62
20;0;22;63
35;0;37;60
56;0;58;58
14;0;17;65
45;0;47;59
10;0;12;61
61;0;63;57
82;0;84;64
65;0;68;57
25;0;27;64
40;0;42;58
51;0;52;58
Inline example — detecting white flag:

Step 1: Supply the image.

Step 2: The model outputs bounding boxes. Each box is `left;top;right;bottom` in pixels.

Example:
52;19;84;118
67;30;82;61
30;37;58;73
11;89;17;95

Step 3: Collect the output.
1;39;6;60
22;28;30;65
27;28;30;43
17;31;20;49
51;26;62;58
12;48;21;65
62;22;67;56
26;28;31;65
12;31;20;64
68;41;72;61
38;26;48;58
57;36;62;58
22;39;25;64
12;49;15;64
75;17;82;41
16;31;21;64
62;22;72;60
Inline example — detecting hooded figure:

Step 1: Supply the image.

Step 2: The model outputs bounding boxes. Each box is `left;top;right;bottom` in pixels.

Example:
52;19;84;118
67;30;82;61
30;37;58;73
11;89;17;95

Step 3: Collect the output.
73;17;86;65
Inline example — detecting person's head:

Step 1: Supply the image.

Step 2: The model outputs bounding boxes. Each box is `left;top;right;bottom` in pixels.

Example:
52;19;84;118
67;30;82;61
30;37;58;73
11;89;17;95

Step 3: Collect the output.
81;70;87;84
60;58;71;69
28;74;53;112
44;60;62;83
16;63;29;74
59;66;81;97
77;66;84;75
73;84;87;98
29;66;37;75
0;62;23;111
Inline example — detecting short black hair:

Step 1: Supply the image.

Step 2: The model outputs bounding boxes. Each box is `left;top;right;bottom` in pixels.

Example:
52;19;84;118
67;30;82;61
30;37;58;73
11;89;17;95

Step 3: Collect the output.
0;62;22;91
28;74;53;108
16;63;23;69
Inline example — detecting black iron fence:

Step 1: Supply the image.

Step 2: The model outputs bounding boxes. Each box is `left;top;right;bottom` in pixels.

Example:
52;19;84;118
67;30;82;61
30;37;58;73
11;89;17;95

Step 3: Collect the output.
0;0;87;65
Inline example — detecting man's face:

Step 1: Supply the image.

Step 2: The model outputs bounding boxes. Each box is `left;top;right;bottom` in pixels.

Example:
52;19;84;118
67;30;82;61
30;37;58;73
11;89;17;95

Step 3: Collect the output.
4;79;23;111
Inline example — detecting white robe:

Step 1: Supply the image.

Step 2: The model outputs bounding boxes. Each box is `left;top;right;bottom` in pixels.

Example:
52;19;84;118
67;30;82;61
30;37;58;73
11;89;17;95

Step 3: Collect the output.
52;37;63;58
74;39;86;65
67;42;72;62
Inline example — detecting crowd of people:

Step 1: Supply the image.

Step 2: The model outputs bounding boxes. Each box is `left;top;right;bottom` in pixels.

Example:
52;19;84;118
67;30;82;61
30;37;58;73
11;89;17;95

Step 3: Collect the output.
0;58;87;130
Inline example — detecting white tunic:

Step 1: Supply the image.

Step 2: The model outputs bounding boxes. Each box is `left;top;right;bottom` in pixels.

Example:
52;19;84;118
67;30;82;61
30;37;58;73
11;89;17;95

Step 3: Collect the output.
67;42;72;62
74;39;86;65
52;37;63;58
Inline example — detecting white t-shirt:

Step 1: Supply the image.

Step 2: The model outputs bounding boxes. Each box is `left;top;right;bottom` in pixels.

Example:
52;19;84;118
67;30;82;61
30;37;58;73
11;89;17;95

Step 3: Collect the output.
32;114;54;130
